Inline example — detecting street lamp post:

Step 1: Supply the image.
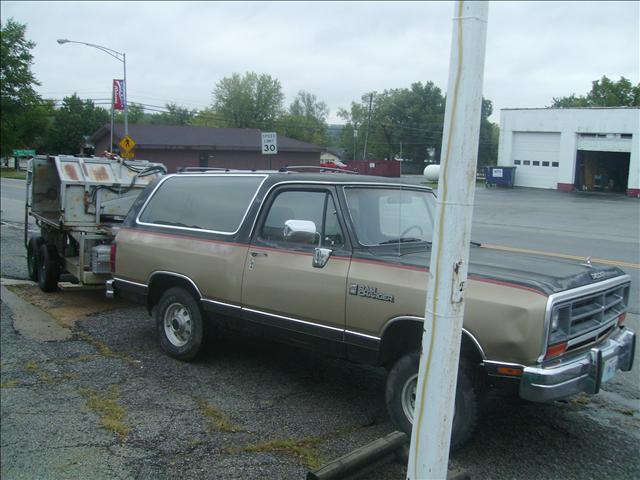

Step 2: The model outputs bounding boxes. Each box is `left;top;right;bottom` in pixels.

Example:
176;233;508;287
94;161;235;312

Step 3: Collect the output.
57;39;128;149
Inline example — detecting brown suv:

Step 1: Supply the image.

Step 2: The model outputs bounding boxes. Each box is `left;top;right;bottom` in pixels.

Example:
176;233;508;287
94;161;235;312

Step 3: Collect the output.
108;170;635;449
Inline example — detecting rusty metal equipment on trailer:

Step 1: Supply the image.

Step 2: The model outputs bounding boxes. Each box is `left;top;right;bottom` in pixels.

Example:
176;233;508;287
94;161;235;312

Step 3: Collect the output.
25;155;166;292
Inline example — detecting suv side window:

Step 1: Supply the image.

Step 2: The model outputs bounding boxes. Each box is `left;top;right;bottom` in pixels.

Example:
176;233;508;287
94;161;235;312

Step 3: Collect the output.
138;175;264;233
261;190;344;247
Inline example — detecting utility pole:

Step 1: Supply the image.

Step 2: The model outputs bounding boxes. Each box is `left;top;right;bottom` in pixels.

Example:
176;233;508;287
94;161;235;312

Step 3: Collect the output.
362;93;373;161
407;2;489;479
353;127;358;161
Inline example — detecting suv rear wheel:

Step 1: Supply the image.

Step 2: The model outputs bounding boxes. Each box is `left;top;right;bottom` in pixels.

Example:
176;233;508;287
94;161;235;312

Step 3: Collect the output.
385;351;478;451
156;287;205;361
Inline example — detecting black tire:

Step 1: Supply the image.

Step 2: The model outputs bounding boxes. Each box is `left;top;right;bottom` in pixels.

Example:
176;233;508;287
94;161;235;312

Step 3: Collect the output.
385;352;478;452
37;243;60;292
27;236;45;281
156;287;205;361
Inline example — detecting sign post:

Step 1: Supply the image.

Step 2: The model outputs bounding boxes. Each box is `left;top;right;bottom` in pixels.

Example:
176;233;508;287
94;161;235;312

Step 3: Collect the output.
261;132;277;170
407;2;489;479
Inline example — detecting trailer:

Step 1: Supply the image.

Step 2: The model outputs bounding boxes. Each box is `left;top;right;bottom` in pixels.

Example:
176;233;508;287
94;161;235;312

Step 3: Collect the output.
25;155;166;292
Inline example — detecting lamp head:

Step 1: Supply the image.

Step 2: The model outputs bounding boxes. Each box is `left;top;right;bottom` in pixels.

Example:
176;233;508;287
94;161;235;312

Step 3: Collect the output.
57;39;69;45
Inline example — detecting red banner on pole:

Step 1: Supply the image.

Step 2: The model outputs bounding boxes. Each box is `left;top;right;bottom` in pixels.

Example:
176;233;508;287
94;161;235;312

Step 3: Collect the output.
113;79;125;111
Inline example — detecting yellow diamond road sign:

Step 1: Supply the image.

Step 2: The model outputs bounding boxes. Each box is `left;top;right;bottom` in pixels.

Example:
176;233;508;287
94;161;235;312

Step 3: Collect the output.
119;135;136;152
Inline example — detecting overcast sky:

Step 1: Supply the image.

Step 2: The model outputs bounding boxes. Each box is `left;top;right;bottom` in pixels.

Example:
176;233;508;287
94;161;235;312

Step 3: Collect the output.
2;1;638;123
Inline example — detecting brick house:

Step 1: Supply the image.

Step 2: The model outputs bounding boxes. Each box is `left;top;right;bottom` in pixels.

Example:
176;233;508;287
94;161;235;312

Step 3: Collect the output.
91;124;323;173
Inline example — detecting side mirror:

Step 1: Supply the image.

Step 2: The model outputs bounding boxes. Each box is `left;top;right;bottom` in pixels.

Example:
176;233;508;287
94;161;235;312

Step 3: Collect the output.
283;219;318;244
313;247;333;268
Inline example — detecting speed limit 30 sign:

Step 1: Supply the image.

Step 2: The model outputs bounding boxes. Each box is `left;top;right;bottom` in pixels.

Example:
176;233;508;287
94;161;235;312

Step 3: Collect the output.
261;132;278;155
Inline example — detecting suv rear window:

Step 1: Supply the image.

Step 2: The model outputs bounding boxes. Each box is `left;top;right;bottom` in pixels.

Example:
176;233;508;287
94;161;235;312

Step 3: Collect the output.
138;175;265;233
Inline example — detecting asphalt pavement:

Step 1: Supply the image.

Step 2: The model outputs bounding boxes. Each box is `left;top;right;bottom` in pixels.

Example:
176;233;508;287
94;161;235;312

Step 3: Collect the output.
1;177;639;479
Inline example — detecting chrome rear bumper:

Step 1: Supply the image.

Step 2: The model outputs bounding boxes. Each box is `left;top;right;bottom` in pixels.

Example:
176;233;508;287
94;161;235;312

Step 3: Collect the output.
520;327;635;402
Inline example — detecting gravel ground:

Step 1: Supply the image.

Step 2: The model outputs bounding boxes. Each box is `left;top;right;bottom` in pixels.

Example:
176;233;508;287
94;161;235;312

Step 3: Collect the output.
2;283;639;479
1;212;639;479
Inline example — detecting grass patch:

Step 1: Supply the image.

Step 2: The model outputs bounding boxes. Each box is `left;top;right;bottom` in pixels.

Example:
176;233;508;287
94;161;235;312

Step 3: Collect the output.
0;379;21;388
0;169;26;180
79;385;129;439
570;393;591;406
5;284;130;329
76;332;136;367
242;437;324;470
197;398;242;433
615;407;636;416
235;426;362;470
24;361;52;383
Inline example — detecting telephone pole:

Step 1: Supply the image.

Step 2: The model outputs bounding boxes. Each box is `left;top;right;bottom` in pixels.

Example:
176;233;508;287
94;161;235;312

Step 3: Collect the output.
407;2;489;479
362;94;373;161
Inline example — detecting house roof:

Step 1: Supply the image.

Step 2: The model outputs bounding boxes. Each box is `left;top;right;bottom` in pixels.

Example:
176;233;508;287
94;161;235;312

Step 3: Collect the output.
90;124;323;152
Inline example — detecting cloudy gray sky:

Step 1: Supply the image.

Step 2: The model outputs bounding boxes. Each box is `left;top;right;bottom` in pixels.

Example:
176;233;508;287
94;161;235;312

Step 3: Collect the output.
2;1;638;123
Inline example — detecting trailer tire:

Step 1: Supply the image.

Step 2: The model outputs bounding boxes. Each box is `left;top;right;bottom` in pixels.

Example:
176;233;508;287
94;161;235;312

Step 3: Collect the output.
38;243;60;292
385;352;478;452
27;236;45;281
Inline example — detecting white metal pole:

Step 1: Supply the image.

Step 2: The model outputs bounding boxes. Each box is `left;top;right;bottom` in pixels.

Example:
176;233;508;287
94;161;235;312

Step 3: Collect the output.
123;53;129;137
407;2;488;479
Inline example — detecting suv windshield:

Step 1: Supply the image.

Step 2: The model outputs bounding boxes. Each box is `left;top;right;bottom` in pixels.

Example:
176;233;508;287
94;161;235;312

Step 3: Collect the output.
344;187;436;246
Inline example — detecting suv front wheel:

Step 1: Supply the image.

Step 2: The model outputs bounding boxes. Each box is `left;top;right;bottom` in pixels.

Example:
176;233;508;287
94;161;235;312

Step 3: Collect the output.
156;287;205;361
385;351;478;451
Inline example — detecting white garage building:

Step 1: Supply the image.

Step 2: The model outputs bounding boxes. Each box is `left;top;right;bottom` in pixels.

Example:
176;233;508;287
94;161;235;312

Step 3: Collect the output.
497;107;639;197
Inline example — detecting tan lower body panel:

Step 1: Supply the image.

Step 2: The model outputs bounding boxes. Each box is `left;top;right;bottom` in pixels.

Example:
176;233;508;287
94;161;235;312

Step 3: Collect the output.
116;228;248;305
346;260;547;364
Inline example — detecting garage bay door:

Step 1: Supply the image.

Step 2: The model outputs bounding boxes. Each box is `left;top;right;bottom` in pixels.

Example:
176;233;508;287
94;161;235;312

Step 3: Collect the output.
511;132;560;189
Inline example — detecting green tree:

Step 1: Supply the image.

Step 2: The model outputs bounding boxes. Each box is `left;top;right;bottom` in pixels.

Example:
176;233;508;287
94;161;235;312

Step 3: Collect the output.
42;94;109;154
0;19;44;157
113;103;145;124
191;107;224;127
278;91;329;145
212;72;284;129
477;98;498;168
551;76;640;107
338;82;498;171
338;82;447;169
146;103;196;126
337;96;370;161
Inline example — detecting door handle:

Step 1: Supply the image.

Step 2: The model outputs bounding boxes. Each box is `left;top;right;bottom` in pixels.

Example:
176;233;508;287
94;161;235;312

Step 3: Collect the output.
251;251;268;257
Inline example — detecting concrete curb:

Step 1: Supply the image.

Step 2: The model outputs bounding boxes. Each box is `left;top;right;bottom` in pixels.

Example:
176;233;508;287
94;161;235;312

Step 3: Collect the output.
1;283;71;341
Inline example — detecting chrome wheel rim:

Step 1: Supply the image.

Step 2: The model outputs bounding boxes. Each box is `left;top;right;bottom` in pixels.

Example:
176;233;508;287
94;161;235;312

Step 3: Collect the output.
163;302;192;347
401;373;418;423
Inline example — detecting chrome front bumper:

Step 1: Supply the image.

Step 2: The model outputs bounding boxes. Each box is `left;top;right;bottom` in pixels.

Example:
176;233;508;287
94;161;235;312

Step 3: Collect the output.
105;279;115;299
520;327;636;402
